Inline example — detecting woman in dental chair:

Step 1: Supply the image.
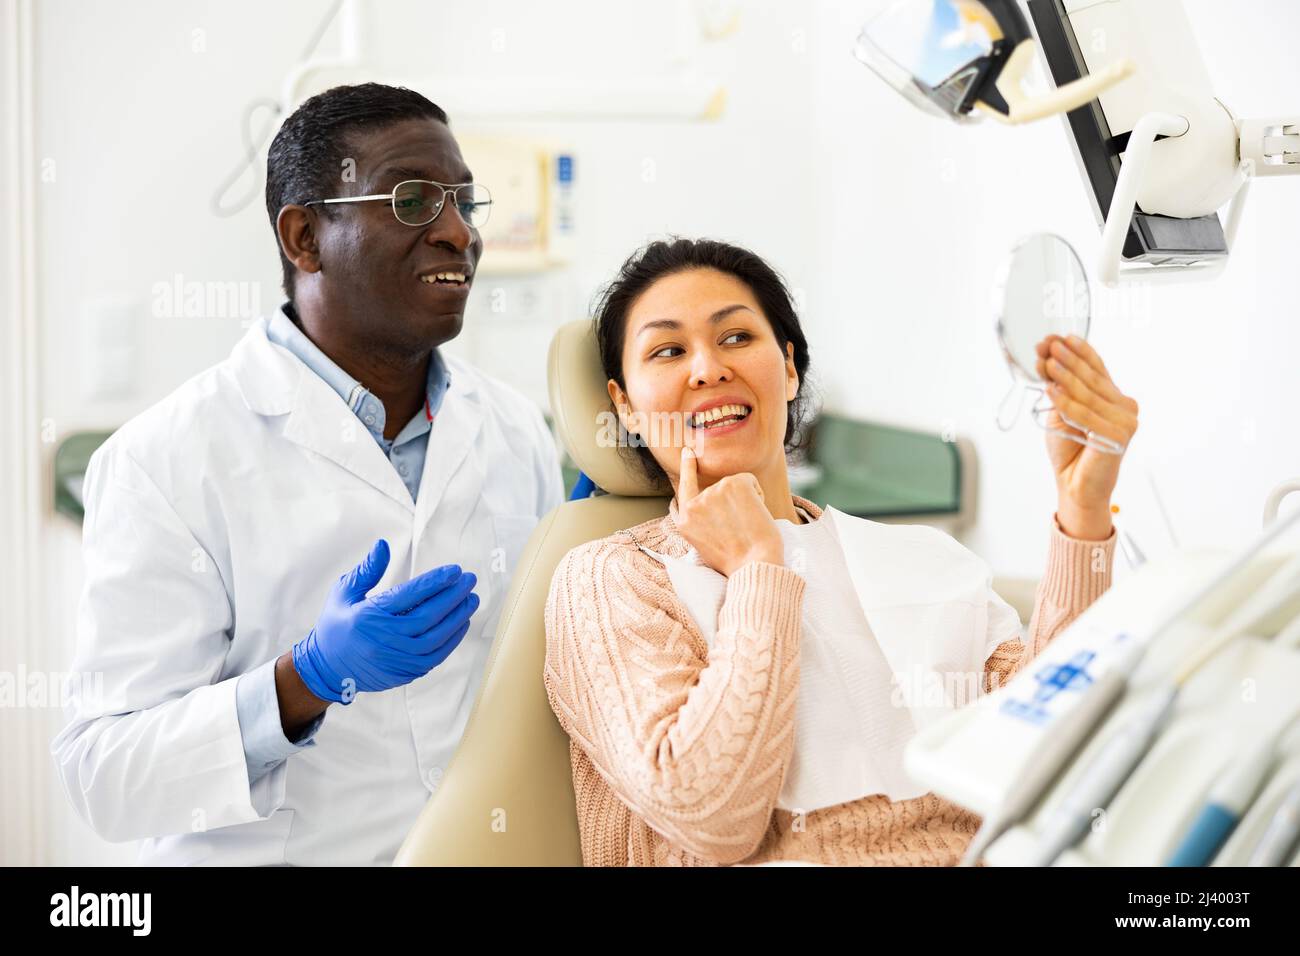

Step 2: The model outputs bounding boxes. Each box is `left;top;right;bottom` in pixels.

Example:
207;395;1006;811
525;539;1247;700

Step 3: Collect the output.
543;238;1139;867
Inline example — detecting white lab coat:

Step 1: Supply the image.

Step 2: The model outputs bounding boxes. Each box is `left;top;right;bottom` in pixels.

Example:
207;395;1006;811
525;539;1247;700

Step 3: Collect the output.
51;316;565;865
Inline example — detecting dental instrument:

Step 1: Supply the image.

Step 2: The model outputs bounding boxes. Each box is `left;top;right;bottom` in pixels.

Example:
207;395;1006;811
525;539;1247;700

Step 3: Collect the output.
1022;540;1300;866
1247;780;1300;867
1164;716;1300;866
958;636;1147;866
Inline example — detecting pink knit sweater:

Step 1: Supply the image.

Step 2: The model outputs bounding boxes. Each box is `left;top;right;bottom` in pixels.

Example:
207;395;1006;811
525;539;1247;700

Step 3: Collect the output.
543;494;1116;866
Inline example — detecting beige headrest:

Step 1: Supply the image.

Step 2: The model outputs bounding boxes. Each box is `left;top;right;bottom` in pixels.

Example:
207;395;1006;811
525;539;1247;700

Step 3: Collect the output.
547;319;672;498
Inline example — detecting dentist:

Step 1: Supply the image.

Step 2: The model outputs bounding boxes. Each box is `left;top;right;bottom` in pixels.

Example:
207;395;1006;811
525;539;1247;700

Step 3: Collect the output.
52;84;565;865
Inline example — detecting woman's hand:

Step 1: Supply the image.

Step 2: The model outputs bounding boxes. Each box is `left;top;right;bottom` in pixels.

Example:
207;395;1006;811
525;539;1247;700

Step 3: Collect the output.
1036;334;1139;540
675;447;784;577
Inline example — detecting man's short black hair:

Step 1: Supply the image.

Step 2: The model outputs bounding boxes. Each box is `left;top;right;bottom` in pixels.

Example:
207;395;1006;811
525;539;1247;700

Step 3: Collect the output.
265;82;449;300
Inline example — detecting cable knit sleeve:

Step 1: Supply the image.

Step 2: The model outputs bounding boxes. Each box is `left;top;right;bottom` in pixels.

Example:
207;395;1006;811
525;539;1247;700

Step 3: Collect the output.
543;540;805;865
984;512;1117;693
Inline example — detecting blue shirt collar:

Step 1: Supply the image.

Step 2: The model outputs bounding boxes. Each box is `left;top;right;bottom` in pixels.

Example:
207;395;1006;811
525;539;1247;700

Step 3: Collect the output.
266;302;450;447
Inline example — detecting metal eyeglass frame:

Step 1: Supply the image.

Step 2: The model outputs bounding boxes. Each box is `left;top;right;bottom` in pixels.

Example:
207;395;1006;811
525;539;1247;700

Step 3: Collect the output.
303;179;492;228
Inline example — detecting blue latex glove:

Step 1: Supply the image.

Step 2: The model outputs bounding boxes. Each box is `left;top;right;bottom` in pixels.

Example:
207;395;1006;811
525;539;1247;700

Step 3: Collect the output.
292;539;479;704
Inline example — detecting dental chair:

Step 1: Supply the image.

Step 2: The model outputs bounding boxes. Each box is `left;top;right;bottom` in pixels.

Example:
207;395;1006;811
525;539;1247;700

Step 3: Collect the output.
394;319;670;866
394;319;1038;865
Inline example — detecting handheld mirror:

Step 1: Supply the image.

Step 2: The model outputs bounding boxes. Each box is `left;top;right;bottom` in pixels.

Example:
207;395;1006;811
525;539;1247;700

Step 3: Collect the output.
994;233;1124;455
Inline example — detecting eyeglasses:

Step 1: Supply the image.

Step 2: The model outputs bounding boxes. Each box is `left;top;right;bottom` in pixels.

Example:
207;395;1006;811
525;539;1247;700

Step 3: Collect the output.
304;179;493;229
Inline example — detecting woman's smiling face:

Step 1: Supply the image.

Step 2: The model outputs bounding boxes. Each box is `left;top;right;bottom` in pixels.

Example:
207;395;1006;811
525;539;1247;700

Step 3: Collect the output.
609;267;800;487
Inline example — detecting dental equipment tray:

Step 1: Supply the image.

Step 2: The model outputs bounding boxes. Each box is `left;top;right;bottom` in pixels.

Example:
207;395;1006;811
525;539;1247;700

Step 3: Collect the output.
903;545;1300;866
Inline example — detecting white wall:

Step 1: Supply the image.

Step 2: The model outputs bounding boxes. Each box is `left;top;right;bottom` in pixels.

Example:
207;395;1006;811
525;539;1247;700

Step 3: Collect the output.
13;0;1300;863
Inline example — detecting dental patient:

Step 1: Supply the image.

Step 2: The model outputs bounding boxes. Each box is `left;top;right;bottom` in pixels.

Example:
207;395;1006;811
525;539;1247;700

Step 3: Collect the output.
543;238;1140;866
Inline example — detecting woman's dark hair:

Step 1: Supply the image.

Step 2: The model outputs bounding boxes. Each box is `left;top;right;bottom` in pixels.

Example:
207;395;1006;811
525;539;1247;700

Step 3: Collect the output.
592;237;817;489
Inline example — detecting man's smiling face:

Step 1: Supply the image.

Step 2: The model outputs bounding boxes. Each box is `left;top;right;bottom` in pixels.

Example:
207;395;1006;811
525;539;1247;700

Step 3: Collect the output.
309;117;484;353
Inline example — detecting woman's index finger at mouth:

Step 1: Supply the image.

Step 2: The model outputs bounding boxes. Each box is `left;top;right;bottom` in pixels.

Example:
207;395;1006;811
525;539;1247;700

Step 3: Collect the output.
678;445;698;502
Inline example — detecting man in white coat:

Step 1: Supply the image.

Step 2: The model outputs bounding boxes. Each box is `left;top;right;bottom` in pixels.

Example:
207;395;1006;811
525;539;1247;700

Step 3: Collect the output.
51;84;566;865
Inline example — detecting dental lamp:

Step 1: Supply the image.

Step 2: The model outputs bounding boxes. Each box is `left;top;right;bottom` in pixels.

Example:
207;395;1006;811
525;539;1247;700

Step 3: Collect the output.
855;0;1299;286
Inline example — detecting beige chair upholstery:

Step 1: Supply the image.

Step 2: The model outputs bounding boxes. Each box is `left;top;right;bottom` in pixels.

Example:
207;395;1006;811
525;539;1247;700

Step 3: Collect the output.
991;575;1040;632
395;320;669;866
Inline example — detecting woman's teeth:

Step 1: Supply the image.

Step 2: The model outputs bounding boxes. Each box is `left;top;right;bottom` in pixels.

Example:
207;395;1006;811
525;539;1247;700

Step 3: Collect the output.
420;271;467;285
689;404;751;429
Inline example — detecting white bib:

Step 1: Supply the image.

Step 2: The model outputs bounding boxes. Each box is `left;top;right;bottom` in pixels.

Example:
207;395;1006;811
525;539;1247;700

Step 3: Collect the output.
642;505;1020;810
